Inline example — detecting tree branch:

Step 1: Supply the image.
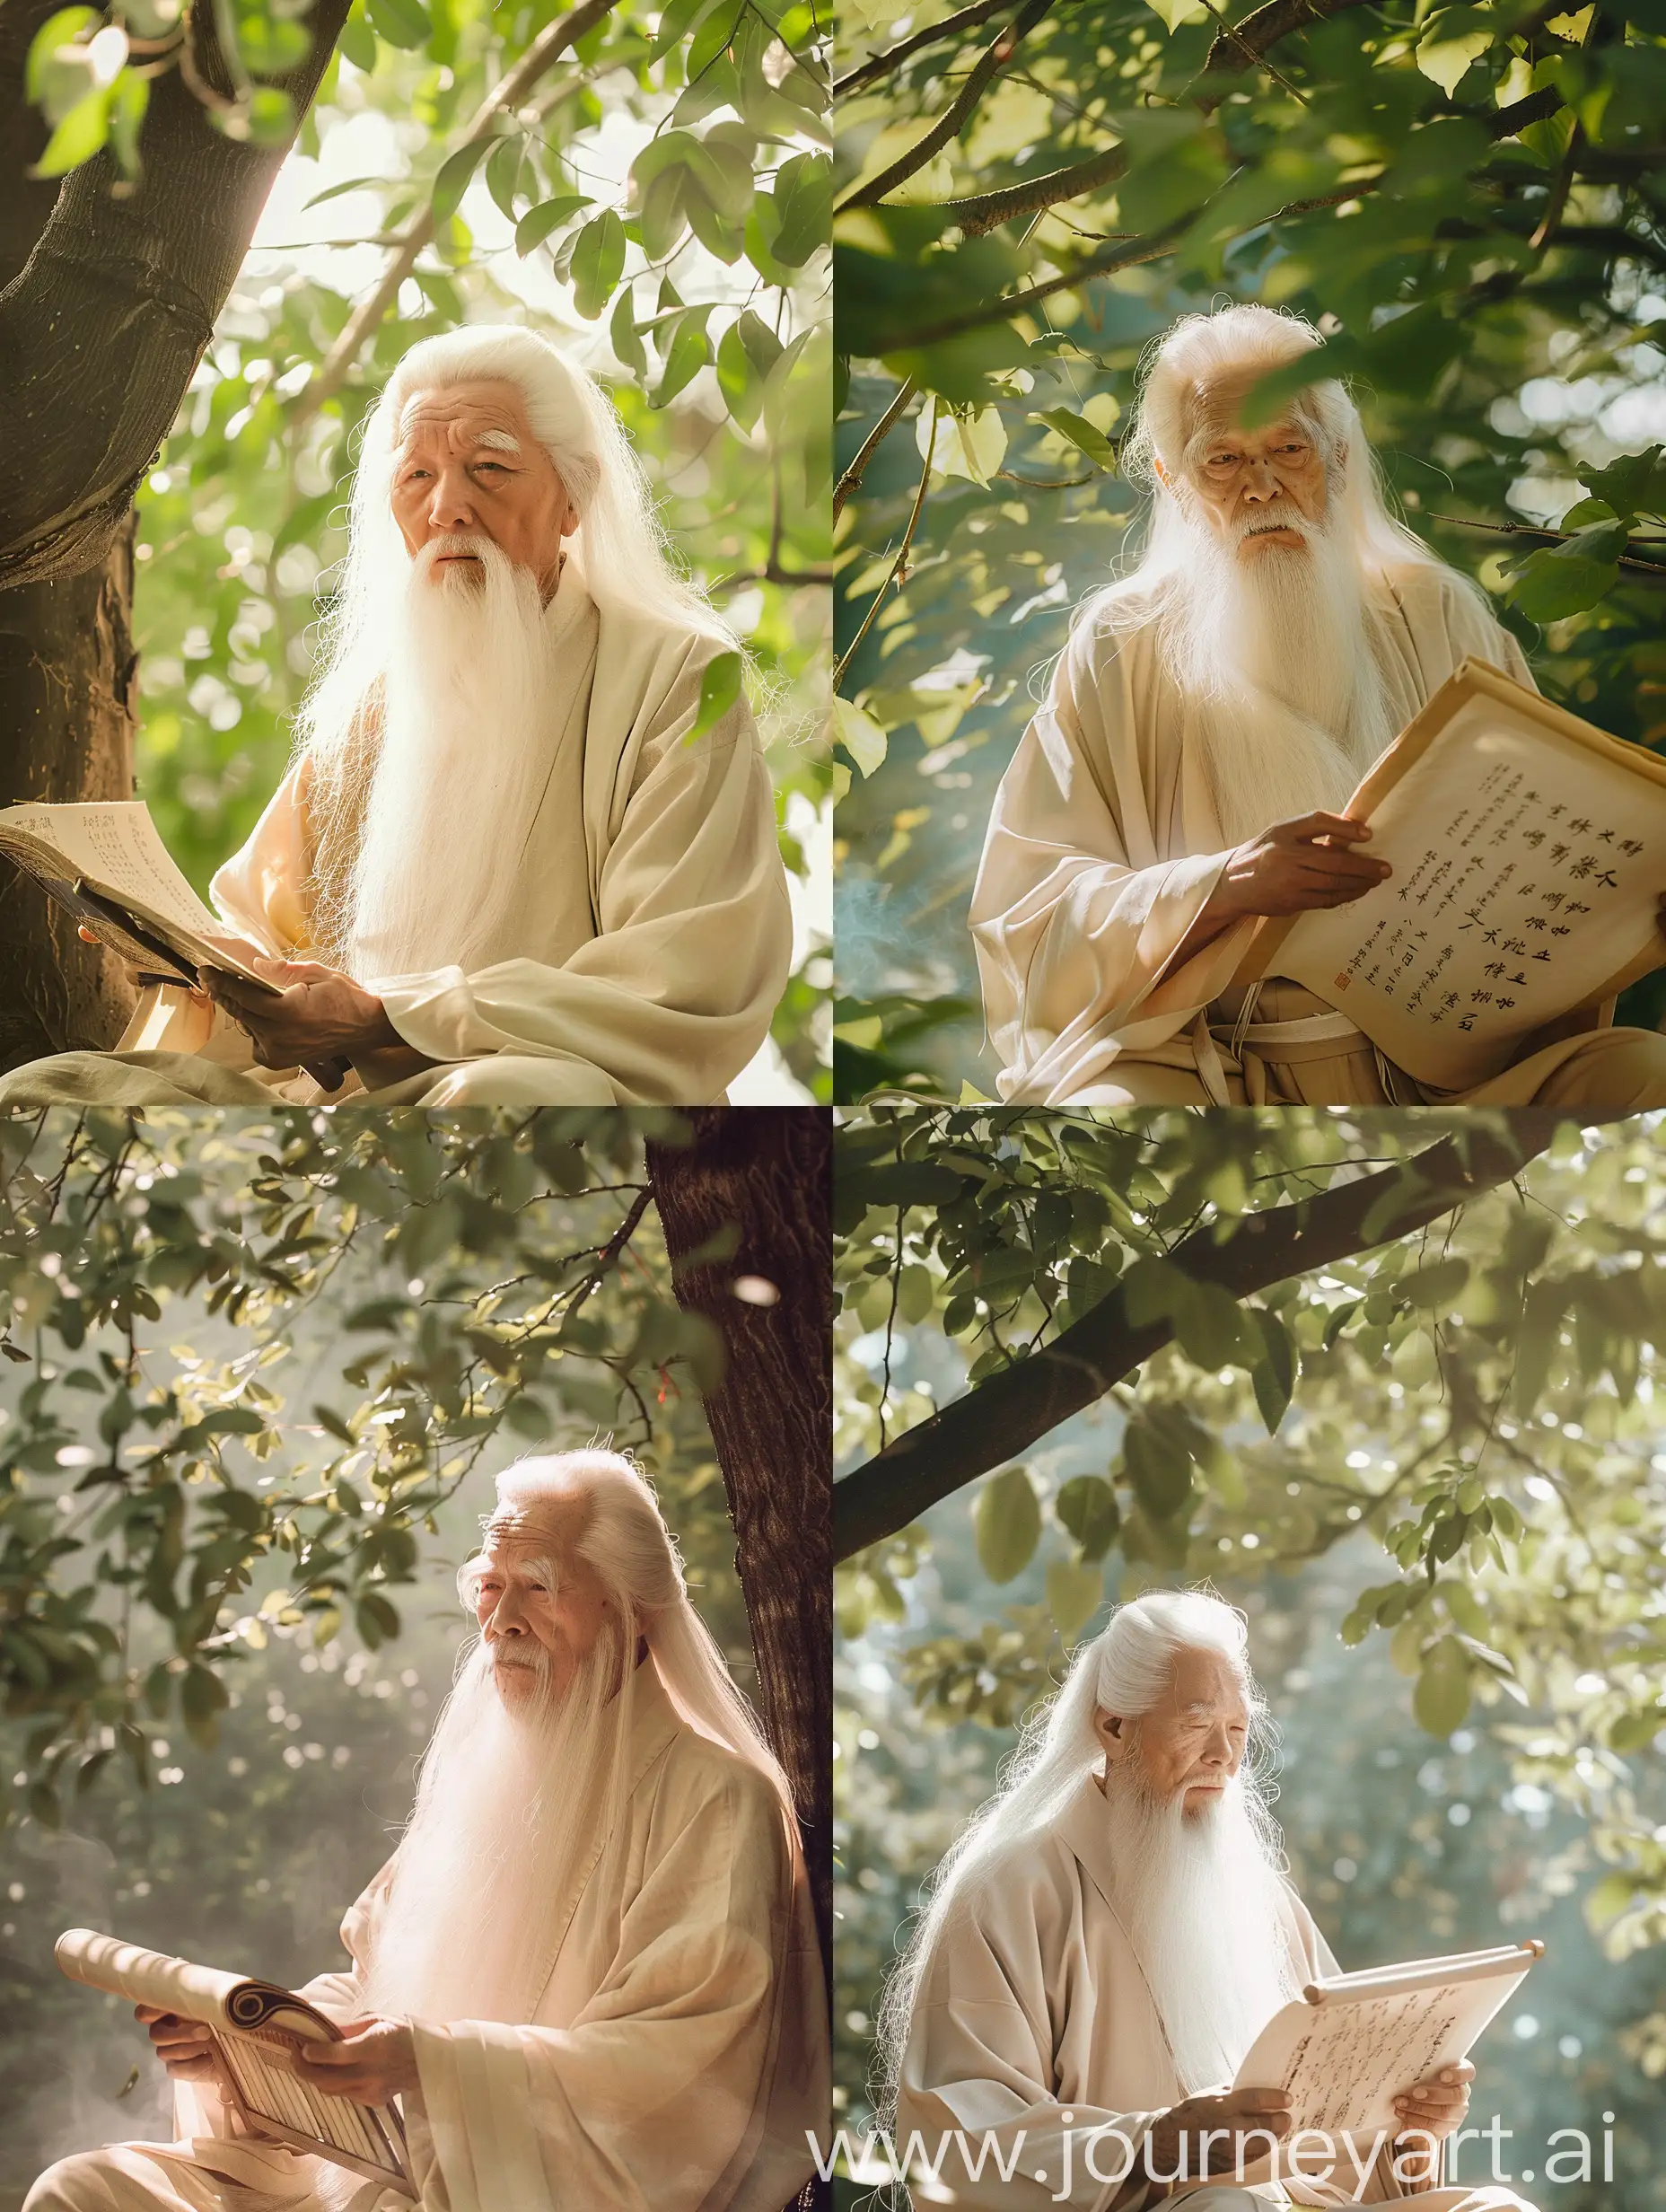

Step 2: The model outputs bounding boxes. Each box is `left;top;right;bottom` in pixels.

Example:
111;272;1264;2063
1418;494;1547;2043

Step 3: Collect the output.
0;0;353;587
934;143;1127;238
1425;510;1666;576
834;377;916;522
291;0;623;428
1197;0;1373;99
869;83;1572;355
834;398;938;689
836;0;1018;99
833;1116;1574;1561
835;0;1057;215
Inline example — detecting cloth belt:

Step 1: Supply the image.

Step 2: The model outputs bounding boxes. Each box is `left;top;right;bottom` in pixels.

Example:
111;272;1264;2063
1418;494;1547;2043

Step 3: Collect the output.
1191;982;1406;1106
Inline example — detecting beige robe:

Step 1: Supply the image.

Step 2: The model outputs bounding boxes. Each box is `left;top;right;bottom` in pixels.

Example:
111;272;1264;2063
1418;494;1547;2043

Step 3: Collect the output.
969;564;1666;1108
895;1771;1532;2212
0;568;792;1110
26;1663;829;2212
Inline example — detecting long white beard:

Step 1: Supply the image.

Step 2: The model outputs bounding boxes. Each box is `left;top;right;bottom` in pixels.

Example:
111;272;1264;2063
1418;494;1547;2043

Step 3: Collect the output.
1156;496;1395;848
363;1633;625;2026
1100;1762;1299;2095
343;534;558;986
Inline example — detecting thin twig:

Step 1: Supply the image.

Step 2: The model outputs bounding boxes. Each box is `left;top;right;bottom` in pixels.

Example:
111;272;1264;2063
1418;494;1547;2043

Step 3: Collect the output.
1425;510;1666;577
833;398;940;690
834;378;917;522
836;0;1057;215
835;0;1019;99
291;0;624;428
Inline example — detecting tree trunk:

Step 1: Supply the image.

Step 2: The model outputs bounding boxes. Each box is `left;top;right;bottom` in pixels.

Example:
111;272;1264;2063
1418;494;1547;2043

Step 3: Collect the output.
0;0;142;1061
0;0;351;1060
0;526;142;1065
647;1109;833;1975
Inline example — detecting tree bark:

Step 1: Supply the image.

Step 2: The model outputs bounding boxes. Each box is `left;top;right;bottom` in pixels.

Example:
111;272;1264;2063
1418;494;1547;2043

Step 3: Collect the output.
0;523;142;1065
0;0;351;1062
0;0;353;588
647;1110;833;1979
834;1114;1573;1560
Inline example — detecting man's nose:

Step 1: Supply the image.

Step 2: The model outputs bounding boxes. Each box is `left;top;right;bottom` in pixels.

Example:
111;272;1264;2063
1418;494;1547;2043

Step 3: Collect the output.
427;469;478;531
484;1597;526;1640
1241;461;1278;501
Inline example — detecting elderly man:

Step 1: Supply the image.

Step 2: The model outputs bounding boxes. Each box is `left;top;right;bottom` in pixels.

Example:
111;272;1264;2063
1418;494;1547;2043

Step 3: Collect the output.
26;1450;829;2212
970;302;1666;1107
884;1589;1534;2212
0;325;792;1110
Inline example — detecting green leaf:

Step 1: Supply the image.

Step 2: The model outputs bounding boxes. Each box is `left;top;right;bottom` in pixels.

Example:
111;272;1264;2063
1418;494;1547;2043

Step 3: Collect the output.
570;208;627;320
364;0;430;48
1249;1306;1295;1434
25;7;99;106
1046;1557;1103;1644
486;135;524;220
514;191;592;255
771;152;831;268
431;138;494;225
684;647;743;744
973;1464;1041;1582
1397;1257;1469;1311
31;83;112;179
1124;1416;1193;1521
1055;1473;1120;1563
834;695;887;777
1412;1637;1470;1738
303;171;386;210
337;9;378;69
655;304;714;405
610;285;648;378
1032;408;1118;470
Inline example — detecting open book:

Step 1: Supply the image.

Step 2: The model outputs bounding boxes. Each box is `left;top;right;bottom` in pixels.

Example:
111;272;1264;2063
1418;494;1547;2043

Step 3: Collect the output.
1234;1937;1542;2143
56;1927;413;2196
1235;659;1666;1089
0;802;278;997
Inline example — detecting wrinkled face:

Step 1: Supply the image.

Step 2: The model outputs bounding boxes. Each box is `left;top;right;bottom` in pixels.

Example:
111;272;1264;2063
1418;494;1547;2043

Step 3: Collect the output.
390;377;579;597
472;1523;613;1706
1096;1646;1251;1816
1164;364;1330;559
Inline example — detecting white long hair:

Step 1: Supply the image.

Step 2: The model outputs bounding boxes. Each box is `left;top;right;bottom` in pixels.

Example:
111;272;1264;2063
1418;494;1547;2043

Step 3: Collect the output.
873;1588;1283;2121
294;324;732;780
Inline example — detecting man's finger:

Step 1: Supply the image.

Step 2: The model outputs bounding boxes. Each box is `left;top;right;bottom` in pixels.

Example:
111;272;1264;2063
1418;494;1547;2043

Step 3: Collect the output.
1281;812;1372;843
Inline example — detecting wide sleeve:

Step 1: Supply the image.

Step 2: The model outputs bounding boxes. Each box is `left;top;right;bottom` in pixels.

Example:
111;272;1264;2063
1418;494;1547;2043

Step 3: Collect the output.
405;1767;816;2212
373;685;792;1106
209;762;319;958
968;614;1256;1104
896;1894;1163;2212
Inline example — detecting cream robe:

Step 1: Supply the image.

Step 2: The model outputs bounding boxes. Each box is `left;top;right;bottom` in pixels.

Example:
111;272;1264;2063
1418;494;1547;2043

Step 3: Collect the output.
895;1772;1533;2212
969;564;1666;1109
0;568;792;1110
25;1663;829;2212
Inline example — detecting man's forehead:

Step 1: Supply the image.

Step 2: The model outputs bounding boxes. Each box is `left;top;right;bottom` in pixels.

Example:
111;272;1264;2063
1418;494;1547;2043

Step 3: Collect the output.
481;1491;589;1560
395;382;529;452
1185;365;1301;442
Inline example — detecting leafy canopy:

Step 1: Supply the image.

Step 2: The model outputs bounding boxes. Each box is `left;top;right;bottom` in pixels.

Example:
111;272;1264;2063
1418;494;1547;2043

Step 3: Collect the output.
0;1106;730;1829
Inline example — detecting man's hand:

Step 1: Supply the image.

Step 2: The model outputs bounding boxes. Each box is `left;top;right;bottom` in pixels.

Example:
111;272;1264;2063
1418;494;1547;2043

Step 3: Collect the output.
1144;2086;1293;2192
200;957;402;1086
1215;812;1390;922
136;2004;222;2085
282;2015;419;2105
1394;2060;1473;2142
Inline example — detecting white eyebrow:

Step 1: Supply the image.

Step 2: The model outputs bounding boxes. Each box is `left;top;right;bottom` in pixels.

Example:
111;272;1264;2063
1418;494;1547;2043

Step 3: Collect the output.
478;429;522;452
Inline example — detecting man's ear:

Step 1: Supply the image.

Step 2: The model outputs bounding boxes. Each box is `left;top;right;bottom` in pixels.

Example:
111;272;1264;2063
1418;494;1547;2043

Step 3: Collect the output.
1153;454;1169;488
